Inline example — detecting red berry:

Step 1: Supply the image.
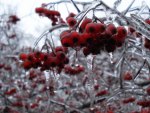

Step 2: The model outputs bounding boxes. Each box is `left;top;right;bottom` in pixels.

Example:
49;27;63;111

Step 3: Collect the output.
85;23;105;34
123;71;132;81
56;51;66;60
85;23;96;33
117;26;127;37
35;7;45;14
44;9;60;17
113;26;127;47
66;17;77;27
70;31;80;45
140;108;150;113
9;15;20;24
27;53;35;61
77;65;85;72
105;38;116;52
78;33;87;46
19;53;27;61
30;103;38;109
95;90;109;96
83;47;90;56
4;65;12;71
80;18;92;33
48;56;59;67
5;88;16;95
85;23;97;33
146;86;150;95
137;100;150;107
12;102;24;107
68;12;76;17
40;53;48;61
55;46;68;53
0;64;4;69
97;23;106;33
82;33;93;44
60;30;70;39
61;35;74;47
145;19;150;25
144;38;150;49
94;84;99;90
34;51;41;58
128;26;135;34
106;23;117;35
122;97;136;104
22;60;32;70
60;31;74;47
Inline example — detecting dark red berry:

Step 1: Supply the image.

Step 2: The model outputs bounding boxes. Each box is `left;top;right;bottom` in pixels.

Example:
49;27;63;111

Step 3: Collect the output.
106;24;117;35
66;17;77;27
80;18;92;33
19;53;27;61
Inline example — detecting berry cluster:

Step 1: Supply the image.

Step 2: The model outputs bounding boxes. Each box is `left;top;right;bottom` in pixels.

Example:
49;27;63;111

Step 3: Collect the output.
0;63;4;69
4;88;17;95
61;18;127;55
137;100;150;107
0;63;12;71
122;97;136;104
35;7;61;25
128;19;150;51
8;15;20;24
64;64;84;75
95;90;109;96
27;69;46;83
19;46;69;72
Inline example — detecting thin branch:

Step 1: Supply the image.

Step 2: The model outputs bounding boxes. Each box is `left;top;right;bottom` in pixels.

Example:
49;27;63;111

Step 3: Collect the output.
33;23;67;51
133;59;146;80
46;0;91;6
122;0;135;15
119;57;125;89
134;80;150;87
70;0;81;13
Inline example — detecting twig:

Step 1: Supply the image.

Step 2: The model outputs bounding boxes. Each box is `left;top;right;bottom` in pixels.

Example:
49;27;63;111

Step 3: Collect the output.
134;80;150;87
133;59;146;80
78;97;106;109
122;0;135;15
70;0;81;13
119;57;125;89
33;23;68;51
46;0;91;6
